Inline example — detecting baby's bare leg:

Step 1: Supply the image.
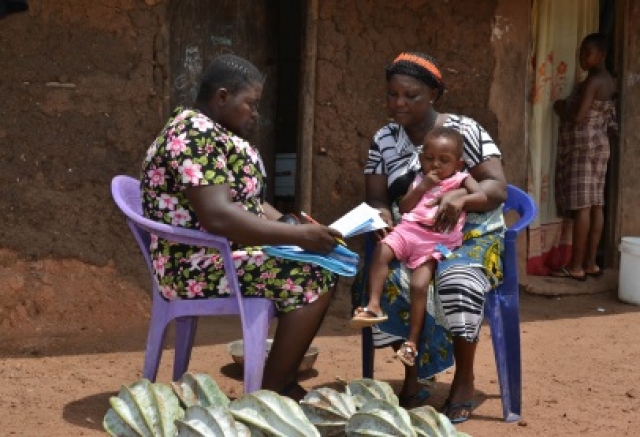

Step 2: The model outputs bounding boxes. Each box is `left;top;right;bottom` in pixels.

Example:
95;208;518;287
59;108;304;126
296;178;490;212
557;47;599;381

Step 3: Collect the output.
407;259;437;346
364;242;397;314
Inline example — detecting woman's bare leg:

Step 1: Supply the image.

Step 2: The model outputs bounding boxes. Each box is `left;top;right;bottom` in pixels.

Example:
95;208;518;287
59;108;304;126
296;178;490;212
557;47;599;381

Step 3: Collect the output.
567;207;590;274
443;337;477;422
262;286;335;400
584;205;604;272
398;356;422;407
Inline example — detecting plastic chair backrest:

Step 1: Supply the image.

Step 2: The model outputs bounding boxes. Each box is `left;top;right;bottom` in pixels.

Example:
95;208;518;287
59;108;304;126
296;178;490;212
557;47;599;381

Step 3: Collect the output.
484;184;536;422
111;175;243;302
111;175;275;391
499;184;538;296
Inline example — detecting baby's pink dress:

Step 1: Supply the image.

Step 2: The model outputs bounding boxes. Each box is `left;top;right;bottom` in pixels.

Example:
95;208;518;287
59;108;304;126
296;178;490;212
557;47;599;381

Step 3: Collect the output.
382;171;468;269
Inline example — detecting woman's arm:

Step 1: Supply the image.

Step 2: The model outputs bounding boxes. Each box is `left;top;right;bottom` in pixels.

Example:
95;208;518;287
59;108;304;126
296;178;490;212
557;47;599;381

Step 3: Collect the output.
565;78;597;124
467;157;507;209
433;158;507;232
261;201;283;221
553;99;567;120
366;174;394;227
366;174;395;239
448;175;488;211
186;184;340;253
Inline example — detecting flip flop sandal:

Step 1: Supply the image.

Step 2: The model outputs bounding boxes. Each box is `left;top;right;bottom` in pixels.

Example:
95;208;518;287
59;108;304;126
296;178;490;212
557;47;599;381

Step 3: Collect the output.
395;341;418;366
399;387;431;408
550;266;587;281
349;306;388;328
442;399;474;424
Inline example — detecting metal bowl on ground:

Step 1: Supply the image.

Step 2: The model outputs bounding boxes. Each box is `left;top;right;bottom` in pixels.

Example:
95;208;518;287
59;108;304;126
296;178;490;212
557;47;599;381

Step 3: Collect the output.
227;339;319;373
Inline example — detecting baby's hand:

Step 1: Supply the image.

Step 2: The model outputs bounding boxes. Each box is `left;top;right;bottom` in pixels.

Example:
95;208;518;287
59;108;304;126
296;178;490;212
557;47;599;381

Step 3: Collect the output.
421;170;441;189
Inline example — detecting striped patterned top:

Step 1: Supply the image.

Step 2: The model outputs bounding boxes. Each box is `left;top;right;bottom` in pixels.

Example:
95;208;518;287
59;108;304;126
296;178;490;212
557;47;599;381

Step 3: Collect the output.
364;114;501;204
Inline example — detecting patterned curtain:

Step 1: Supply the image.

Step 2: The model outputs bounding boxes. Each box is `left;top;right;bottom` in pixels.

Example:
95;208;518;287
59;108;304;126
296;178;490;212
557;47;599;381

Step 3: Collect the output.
526;0;599;275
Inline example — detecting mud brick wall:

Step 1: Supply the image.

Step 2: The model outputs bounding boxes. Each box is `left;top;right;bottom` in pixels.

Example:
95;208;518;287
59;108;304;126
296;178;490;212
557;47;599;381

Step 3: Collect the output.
311;0;507;224
620;0;640;237
0;0;168;278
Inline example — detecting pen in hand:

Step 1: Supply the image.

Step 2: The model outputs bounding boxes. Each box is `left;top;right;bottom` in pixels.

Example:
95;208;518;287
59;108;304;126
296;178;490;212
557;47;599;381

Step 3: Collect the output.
300;211;347;247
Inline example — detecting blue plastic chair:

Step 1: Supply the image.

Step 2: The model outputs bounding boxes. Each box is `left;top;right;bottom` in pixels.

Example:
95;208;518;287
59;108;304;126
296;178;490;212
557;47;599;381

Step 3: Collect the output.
111;175;276;393
359;184;537;422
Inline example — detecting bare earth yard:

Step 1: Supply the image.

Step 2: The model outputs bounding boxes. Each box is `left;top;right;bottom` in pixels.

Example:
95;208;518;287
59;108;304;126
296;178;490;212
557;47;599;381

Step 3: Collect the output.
1;279;639;436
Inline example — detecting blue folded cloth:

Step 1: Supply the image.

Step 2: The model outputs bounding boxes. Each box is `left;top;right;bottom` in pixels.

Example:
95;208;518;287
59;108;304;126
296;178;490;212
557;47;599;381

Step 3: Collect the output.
263;244;360;277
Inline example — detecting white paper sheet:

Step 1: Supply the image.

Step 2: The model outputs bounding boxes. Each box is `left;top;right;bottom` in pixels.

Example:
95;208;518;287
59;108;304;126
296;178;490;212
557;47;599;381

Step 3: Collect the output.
329;202;387;238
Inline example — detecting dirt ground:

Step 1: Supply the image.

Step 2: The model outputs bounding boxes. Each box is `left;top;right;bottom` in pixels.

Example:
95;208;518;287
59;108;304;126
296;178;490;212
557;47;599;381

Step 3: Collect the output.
1;264;639;437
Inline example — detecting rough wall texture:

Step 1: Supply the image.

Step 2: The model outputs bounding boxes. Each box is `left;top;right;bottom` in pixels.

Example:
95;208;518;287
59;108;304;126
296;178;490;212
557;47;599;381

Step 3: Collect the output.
489;0;530;188
620;0;640;237
0;0;636;335
0;0;165;273
0;0;166;334
311;0;503;226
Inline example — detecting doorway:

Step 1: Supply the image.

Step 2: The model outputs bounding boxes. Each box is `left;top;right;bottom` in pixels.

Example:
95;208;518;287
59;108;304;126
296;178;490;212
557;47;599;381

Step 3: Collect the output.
526;0;624;274
601;0;625;267
168;0;304;208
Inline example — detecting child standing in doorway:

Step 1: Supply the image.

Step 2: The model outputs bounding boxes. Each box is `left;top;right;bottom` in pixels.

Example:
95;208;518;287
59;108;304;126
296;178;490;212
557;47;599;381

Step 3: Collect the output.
350;127;487;366
551;33;618;281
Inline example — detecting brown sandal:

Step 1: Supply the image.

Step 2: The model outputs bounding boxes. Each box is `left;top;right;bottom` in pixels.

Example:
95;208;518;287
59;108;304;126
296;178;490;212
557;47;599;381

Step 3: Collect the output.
396;341;418;366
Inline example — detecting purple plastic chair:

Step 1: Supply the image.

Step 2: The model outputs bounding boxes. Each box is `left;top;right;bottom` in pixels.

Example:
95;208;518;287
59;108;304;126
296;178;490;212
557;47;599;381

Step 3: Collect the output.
111;175;276;393
359;184;537;422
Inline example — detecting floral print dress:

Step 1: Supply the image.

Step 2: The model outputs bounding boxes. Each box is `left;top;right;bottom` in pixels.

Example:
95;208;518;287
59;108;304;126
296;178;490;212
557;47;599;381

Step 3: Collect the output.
141;107;336;313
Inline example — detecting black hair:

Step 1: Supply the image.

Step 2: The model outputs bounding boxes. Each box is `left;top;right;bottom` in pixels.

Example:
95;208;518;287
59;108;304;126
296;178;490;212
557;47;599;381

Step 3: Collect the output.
423;126;464;158
196;54;264;103
385;52;445;101
582;33;608;53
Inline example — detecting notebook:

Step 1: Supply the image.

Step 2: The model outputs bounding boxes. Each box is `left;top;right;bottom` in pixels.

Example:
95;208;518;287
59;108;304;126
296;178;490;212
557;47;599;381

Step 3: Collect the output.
263;203;386;276
329;202;388;238
262;244;359;277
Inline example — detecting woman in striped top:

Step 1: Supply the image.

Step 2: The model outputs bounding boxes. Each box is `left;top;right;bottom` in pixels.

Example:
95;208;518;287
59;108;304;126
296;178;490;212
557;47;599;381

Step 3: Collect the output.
351;52;507;423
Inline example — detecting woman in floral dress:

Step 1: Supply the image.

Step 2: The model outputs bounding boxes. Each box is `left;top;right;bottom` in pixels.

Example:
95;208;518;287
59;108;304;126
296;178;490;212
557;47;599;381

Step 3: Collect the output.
140;54;341;401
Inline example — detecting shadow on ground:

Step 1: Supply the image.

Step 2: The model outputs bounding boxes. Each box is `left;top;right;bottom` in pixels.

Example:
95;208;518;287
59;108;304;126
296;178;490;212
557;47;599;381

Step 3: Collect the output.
63;391;116;433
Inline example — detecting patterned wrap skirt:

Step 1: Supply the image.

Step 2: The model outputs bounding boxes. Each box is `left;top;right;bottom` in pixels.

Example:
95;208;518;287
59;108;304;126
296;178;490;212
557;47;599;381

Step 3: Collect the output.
555;99;616;215
351;208;505;381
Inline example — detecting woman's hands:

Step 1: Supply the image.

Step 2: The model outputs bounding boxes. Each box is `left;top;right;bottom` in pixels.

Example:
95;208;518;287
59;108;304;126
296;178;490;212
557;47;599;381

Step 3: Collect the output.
430;159;507;233
372;208;394;240
553;99;566;119
366;174;394;240
187;184;342;251
296;225;342;254
432;189;466;233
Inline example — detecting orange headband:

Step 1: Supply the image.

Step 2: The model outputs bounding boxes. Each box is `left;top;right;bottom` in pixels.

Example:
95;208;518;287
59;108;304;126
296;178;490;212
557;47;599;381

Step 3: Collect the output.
393;53;442;82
